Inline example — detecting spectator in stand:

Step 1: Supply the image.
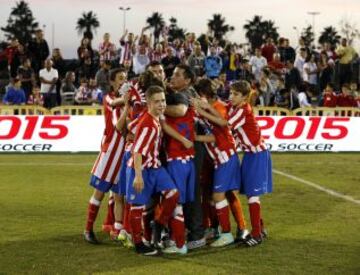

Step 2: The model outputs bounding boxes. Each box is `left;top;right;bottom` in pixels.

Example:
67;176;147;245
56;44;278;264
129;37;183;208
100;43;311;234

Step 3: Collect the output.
321;42;337;60
11;43;28;78
95;60;111;95
321;83;337;107
285;60;301;90
236;58;253;83
119;30;136;65
88;78;103;105
51;48;66;106
214;71;230;101
75;78;92;105
294;48;307;79
249;47;267;82
28;29;50;73
150;43;166;62
303;54;318;91
161;46;180;79
2;77;26;105
77;37;94;65
258;68;275;106
318;53;335;93
17;58;35;101
283;39;296;63
261;37;277;63
61;71;76;105
27;86;44;106
297;83;313;107
350;82;359;101
337;83;357;107
188;42;206;78
132;44;150;76
274;78;290;108
204;45;222;79
39;59;58;109
99;33;116;63
296;37;311;57
336;38;357;87
1;38;19;77
268;53;285;75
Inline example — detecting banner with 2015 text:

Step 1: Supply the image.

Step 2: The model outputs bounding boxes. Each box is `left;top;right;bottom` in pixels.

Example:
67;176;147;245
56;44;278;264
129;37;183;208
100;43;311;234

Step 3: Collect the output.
0;115;359;152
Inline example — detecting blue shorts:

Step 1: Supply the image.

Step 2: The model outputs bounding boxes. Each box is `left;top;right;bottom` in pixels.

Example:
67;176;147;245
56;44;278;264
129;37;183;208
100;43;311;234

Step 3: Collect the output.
240;150;273;196
213;154;241;193
90;174;113;193
126;166;176;205
166;159;195;204
112;150;132;195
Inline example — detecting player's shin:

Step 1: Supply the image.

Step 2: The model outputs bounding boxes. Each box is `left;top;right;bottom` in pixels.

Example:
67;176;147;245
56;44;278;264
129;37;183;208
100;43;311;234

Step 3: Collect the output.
130;205;145;245
169;204;185;248
214;196;231;233
248;196;261;238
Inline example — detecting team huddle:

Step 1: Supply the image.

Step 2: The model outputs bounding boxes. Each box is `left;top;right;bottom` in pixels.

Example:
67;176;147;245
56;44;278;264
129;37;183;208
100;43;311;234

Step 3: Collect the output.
83;62;273;256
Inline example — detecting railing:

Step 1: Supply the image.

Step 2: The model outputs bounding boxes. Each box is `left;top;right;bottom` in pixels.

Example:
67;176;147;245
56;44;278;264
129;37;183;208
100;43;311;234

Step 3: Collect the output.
0;105;359;116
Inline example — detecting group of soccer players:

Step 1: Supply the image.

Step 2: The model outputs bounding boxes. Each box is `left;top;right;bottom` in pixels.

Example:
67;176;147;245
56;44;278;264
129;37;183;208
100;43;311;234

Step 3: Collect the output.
83;61;272;256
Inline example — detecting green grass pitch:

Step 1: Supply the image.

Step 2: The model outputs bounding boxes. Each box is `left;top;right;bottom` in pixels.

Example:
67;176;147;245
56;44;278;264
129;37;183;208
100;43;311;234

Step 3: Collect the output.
0;153;359;274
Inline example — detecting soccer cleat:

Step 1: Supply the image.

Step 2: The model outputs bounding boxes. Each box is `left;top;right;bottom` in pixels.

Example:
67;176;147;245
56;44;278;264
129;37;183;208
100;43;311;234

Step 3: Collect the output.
163;244;188;255
186;237;206;250
210;232;234;247
83;231;99;244
244;234;262;247
204;227;217;241
135;242;160;256
102;224;113;233
151;221;164;248
234;228;249;243
261;228;268;239
117;229;127;242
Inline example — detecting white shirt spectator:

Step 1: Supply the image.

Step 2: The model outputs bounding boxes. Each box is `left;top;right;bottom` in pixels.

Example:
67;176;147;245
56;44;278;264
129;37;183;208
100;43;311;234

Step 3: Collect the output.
249;55;267;81
132;52;150;75
298;91;311;107
39;68;58;94
303;62;318;85
294;56;306;79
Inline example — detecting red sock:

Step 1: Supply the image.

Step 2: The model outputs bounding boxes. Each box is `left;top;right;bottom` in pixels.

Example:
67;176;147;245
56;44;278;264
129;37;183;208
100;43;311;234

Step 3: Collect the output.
85;198;101;232
169;205;185;248
249;202;261;238
123;203;131;233
210;201;219;228
143;207;154;242
130;205;144;245
215;200;230;233
156;190;179;226
103;195;114;226
226;192;246;230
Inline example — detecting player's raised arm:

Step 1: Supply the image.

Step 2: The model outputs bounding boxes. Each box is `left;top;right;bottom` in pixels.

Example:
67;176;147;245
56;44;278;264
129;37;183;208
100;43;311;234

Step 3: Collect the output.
161;120;193;149
192;98;227;127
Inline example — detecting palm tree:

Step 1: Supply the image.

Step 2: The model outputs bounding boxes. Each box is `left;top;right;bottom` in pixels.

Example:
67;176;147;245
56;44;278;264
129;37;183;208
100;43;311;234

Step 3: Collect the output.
243;15;279;50
76;11;100;40
301;25;314;47
207;14;234;42
318;26;341;46
146;12;165;46
168;17;186;42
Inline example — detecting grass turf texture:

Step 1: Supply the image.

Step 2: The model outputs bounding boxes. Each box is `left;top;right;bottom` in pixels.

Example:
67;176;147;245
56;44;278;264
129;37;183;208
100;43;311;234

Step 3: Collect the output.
0;153;359;274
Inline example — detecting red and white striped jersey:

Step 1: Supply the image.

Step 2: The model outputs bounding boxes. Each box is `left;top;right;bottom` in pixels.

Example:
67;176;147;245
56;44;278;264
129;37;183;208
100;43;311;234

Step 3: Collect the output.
99;41;116;62
128;111;162;168
228;103;267;153
200;100;237;167
91;92;126;183
119;41;134;64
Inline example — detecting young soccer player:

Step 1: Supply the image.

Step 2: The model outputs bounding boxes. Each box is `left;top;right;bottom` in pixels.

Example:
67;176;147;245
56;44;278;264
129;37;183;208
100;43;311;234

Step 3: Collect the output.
196;80;272;247
126;85;180;256
83;68;127;244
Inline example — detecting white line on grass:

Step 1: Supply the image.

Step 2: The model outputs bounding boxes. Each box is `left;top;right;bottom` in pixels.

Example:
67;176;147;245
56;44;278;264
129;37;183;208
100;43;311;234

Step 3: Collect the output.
273;169;360;205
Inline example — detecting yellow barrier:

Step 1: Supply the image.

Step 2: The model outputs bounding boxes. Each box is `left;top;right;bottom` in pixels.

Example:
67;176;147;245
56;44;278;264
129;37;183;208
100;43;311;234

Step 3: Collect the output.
292;107;359;117
50;106;104;115
253;107;291;116
0;105;50;115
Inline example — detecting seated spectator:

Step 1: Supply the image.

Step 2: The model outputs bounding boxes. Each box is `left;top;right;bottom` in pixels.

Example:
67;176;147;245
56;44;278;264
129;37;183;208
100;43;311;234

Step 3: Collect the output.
337;83;357;107
88;78;103;105
204;45;222;79
17;58;35;101
297;83;313;107
27;86;44;106
3;77;26;105
268;53;285;75
236;58;253;83
214;72;230;101
321;83;337;107
61;71;77;105
95;60;111;95
75;78;92;105
285;61;302;90
258;68;275;106
274;87;290;108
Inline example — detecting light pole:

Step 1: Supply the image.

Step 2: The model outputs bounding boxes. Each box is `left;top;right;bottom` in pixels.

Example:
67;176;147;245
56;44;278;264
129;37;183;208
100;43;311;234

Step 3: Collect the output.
293;26;299;41
119;7;131;34
307;11;320;46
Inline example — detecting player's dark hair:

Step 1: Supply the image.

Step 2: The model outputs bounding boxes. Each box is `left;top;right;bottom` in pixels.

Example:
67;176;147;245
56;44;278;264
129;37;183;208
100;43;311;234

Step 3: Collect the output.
194;78;216;99
230;80;251;96
145;85;165;100
109;68;127;82
175;64;195;84
139;70;165;91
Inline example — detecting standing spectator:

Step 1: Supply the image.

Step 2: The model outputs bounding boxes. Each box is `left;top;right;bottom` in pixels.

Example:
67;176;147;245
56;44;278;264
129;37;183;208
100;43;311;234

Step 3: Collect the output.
132;44;150;76
28;29;50;73
296;37;311;57
249;48;267;82
1;38;19;77
51;48;66;106
285;61;302;90
27;86;44;106
98;33;116;63
318;53;335;93
77;37;94;64
11;43;28;78
261;38;277;63
2;77;26;105
204;46;222;79
119;30;136;65
77;56;96;79
336;38;357;87
39;59;58;109
17;58;35;101
150;43;166;62
294;48;307;79
188;42;206;78
283;39;296;63
303;54;318;90
161;46;180;79
268;53;285;75
236;59;254;83
95;60;111;95
321;42;337;60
